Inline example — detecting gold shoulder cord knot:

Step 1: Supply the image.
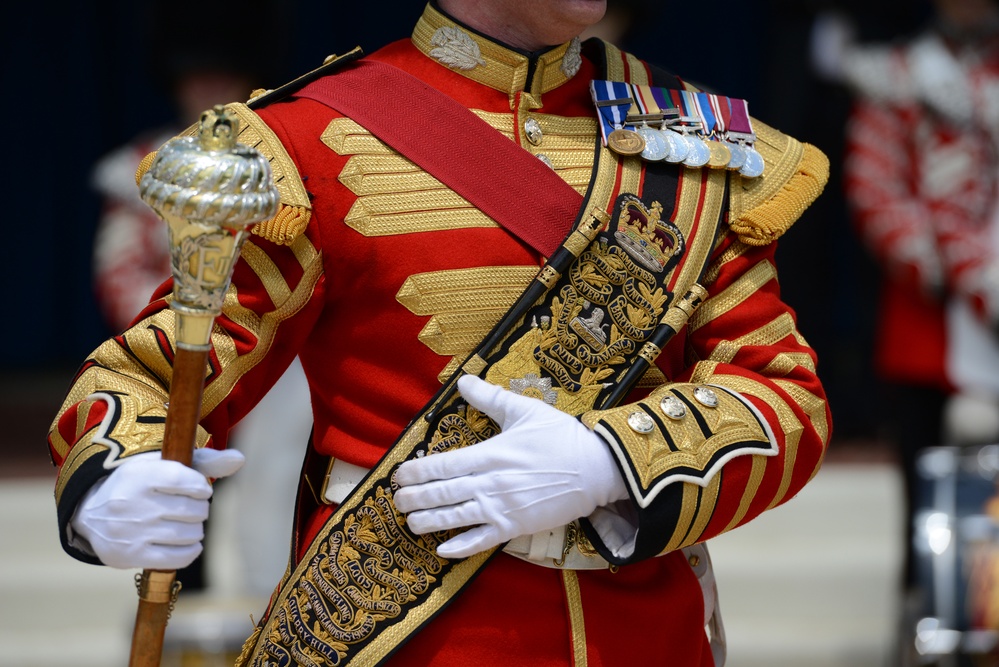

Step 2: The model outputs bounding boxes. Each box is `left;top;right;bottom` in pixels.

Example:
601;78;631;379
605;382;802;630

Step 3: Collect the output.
251;203;311;245
729;143;829;246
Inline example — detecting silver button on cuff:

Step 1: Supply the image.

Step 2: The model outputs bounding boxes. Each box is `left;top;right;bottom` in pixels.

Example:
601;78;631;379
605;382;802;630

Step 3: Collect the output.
627;411;655;434
660;395;687;420
693;386;719;408
537;154;555;169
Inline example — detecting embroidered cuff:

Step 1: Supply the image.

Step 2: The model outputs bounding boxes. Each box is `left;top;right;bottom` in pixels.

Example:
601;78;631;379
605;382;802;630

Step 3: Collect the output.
579;382;778;563
53;391;210;564
581;383;777;507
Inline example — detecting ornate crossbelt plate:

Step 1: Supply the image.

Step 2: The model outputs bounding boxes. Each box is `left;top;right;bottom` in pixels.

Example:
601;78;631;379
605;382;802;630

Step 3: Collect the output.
238;169;728;665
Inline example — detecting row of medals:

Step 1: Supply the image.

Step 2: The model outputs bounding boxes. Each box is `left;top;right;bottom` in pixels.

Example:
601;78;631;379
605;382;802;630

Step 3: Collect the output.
607;116;764;178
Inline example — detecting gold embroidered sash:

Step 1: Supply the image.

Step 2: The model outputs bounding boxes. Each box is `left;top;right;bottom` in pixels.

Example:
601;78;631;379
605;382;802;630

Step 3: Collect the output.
236;157;730;665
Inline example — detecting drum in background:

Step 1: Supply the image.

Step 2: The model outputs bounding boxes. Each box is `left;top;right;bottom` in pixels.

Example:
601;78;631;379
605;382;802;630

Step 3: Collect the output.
908;445;999;666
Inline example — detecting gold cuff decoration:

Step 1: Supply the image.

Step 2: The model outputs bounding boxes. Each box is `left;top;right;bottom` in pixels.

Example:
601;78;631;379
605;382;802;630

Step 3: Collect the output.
582;382;777;507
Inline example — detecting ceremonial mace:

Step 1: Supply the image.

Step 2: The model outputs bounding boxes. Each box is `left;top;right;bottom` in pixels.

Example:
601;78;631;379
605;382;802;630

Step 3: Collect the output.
130;105;279;667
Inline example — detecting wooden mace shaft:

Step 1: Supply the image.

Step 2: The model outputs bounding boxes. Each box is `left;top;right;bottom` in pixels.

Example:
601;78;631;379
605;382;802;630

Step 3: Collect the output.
128;346;209;667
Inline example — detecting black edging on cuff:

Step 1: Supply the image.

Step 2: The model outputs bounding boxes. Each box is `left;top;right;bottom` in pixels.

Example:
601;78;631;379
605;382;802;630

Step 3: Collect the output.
55;454;112;566
579;480;688;566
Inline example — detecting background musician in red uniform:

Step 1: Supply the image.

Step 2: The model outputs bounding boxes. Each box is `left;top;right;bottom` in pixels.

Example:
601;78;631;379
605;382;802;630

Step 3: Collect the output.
815;0;999;596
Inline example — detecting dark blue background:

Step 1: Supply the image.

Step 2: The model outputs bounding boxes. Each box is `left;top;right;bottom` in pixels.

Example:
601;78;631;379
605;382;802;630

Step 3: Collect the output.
0;0;929;440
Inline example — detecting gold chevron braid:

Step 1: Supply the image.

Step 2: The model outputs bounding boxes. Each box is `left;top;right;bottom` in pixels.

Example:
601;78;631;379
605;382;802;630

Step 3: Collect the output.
397;266;539;314
327;111;598;237
419;313;510;356
347;207;499;237
339;156;444;195
397;266;539;361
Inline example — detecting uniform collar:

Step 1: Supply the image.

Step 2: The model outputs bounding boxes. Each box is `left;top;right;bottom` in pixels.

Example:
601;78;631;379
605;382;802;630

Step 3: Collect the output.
412;3;583;99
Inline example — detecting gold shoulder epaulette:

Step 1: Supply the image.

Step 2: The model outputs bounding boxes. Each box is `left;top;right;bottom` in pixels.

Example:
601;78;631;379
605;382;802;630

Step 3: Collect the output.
134;102;311;245
728;119;829;246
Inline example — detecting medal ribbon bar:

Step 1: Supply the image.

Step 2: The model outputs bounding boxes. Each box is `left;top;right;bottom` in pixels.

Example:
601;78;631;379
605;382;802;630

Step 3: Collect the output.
590;80;638;146
588;81;763;177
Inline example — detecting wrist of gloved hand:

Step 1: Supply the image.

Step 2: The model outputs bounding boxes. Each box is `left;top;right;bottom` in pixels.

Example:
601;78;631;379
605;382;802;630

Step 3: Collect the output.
394;374;628;559
69;448;244;570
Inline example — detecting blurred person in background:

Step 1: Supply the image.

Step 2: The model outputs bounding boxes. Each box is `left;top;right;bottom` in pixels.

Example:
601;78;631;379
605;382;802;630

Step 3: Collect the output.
90;16;260;333
813;0;999;652
88;0;312;605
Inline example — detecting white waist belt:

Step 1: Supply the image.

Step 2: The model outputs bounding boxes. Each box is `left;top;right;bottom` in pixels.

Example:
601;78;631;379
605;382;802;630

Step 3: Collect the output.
323;458;609;569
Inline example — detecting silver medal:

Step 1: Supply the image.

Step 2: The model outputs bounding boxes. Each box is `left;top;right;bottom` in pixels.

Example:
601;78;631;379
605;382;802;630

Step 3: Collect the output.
637;125;669;161
740;146;765;178
725;141;747;170
683;134;711;168
658;128;681;163
665;128;690;163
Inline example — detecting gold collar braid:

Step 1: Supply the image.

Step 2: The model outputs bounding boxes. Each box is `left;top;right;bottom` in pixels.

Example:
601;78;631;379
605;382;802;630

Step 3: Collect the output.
412;3;582;102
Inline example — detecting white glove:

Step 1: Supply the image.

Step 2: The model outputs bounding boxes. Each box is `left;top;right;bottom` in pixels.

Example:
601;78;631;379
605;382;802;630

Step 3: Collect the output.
70;448;245;570
394;374;628;559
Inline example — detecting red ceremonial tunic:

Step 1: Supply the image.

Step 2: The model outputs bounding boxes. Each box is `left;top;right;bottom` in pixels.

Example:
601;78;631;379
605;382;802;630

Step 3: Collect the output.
251;35;714;667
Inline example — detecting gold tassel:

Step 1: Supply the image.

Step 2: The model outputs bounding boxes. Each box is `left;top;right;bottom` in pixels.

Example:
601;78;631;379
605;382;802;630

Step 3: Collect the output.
233;625;262;667
135;151;157;186
729;143;829;246
251;204;312;245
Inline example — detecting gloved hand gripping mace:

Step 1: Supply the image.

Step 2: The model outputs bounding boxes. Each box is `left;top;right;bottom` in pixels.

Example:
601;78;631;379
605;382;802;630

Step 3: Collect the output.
129;105;279;667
